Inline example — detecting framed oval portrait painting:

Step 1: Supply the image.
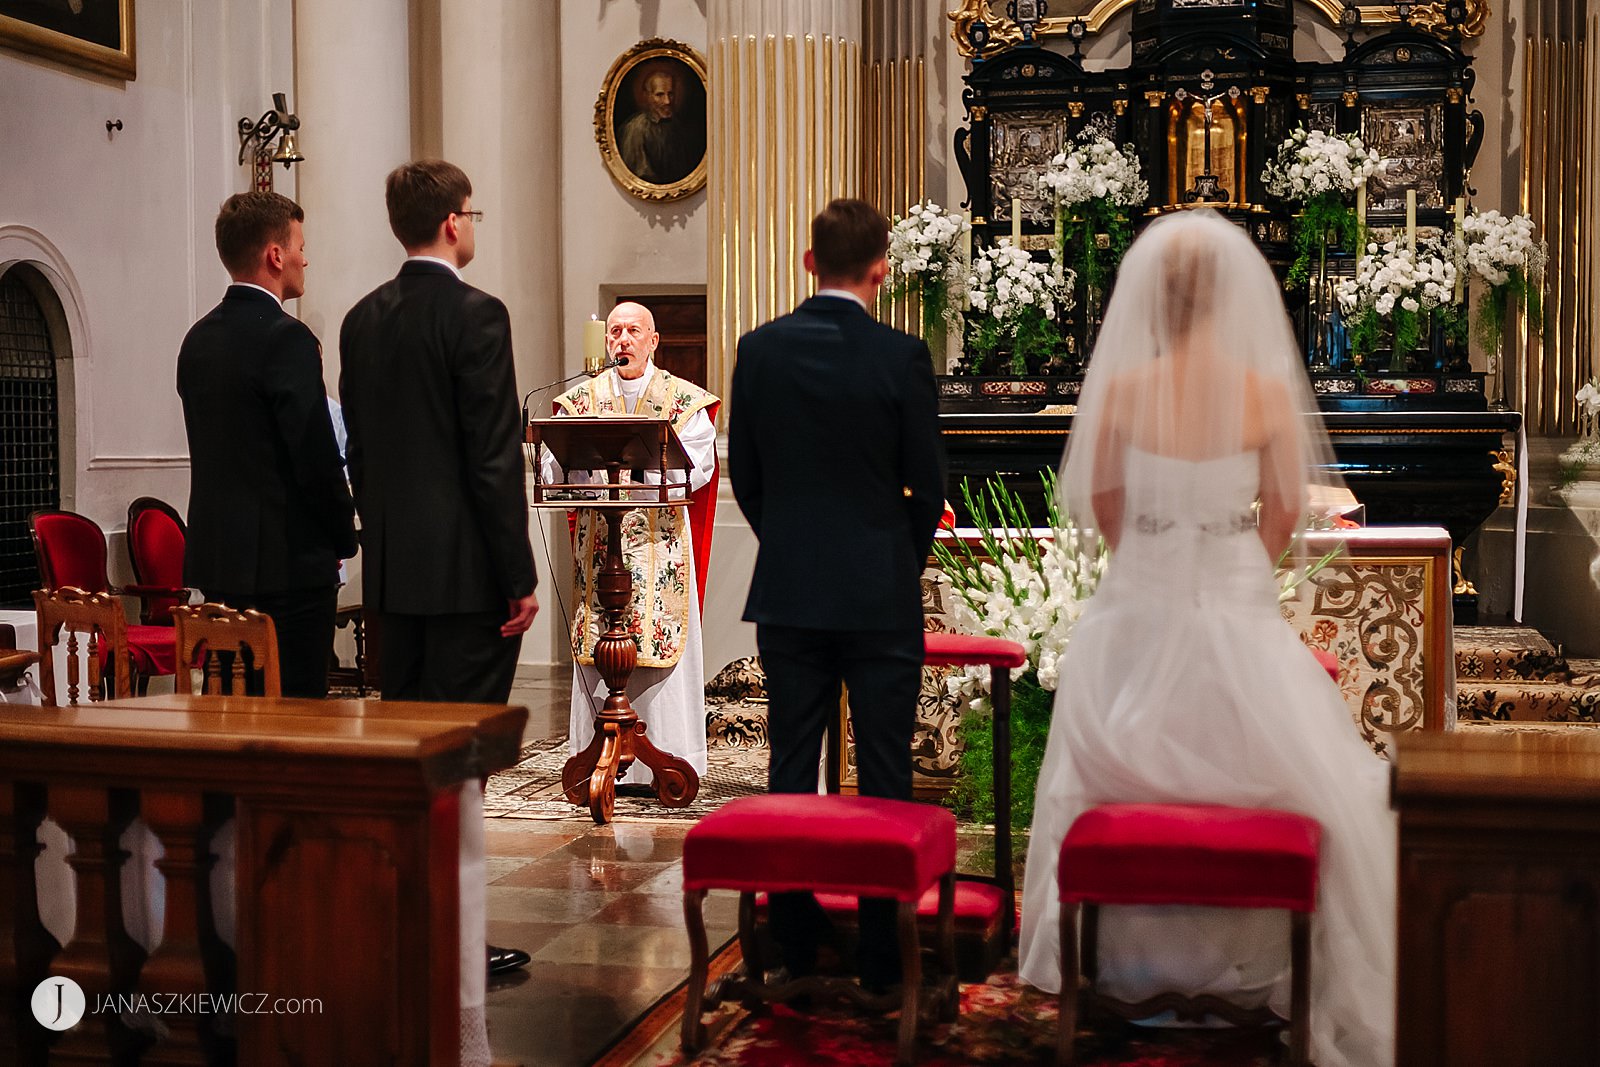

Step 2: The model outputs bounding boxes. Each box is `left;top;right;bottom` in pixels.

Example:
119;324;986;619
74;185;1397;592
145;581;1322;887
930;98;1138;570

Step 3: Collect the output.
594;38;708;202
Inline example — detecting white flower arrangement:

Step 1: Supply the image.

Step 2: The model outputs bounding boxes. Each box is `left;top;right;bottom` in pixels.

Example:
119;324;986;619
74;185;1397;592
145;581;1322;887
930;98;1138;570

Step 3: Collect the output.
1461;209;1540;287
886;200;970;341
1262;128;1386;202
1038;138;1149;209
965;243;1075;374
1578;379;1600;419
1335;239;1459;364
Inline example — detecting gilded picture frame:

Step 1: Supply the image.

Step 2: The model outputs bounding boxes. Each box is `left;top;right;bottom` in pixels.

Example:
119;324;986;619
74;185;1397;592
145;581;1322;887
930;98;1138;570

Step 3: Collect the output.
0;0;135;80
594;37;708;203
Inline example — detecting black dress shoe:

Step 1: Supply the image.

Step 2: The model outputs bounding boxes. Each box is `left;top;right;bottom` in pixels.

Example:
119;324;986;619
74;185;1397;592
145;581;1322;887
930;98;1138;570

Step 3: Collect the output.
487;944;531;976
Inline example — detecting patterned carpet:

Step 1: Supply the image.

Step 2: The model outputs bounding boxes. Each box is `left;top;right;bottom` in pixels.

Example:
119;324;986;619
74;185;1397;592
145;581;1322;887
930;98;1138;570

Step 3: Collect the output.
1454;626;1600;724
483;736;769;820
598;948;1280;1067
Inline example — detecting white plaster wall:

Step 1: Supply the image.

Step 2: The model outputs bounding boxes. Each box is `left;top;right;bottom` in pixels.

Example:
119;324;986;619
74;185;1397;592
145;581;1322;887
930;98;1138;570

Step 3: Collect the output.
0;0;292;552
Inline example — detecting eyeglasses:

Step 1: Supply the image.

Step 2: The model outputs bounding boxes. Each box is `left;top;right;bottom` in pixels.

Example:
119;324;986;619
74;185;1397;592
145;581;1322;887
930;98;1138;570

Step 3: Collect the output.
454;209;485;222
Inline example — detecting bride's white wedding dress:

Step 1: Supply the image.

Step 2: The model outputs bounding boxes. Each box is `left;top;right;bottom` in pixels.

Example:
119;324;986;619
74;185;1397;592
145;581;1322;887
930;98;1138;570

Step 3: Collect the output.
1017;447;1397;1067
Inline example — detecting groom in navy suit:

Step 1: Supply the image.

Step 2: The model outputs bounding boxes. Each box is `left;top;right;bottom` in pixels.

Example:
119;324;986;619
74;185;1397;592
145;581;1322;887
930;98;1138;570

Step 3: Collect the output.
730;198;946;989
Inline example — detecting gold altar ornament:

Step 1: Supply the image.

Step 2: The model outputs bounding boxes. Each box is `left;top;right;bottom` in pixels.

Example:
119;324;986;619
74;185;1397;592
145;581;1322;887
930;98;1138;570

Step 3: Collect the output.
946;0;1489;59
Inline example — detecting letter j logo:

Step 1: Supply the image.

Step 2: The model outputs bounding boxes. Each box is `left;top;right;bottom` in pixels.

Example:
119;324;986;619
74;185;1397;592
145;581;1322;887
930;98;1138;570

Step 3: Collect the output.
31;977;86;1030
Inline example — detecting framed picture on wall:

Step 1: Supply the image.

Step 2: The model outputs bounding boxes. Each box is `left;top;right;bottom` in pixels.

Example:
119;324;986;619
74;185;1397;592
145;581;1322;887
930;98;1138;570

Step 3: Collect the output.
0;0;135;80
593;37;707;203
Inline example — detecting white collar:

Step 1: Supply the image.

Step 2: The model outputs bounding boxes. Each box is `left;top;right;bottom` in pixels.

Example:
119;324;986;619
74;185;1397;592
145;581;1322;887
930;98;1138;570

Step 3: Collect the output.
815;288;869;312
405;255;464;280
613;361;655;398
232;282;283;308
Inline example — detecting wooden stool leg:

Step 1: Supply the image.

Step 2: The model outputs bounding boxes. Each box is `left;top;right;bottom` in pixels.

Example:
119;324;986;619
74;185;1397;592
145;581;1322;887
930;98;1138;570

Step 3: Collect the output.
895;900;921;1067
1057;900;1080;1067
1288;910;1311;1067
681;889;708;1052
937;871;958;1021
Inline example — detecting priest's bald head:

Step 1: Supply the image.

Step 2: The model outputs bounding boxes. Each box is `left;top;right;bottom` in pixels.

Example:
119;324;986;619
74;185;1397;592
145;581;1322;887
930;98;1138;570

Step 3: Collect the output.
605;301;658;380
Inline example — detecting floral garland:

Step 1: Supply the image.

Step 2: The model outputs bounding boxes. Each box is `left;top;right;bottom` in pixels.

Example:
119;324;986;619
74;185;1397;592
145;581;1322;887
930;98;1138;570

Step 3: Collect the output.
1459;209;1546;350
1334;238;1459;370
886;200;970;344
1039;137;1148;295
965;243;1074;375
1261;128;1386;287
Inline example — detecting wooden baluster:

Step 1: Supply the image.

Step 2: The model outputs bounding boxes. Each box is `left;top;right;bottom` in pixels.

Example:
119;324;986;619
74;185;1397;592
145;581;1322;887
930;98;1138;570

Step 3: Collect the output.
49;787;148;1064
229;652;244;698
196;796;235;1066
65;633;80;708
135;791;214;1066
0;783;55;1065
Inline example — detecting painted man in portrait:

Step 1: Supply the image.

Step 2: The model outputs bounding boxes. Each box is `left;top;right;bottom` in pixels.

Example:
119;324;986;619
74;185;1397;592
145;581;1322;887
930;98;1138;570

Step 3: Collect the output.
618;63;703;185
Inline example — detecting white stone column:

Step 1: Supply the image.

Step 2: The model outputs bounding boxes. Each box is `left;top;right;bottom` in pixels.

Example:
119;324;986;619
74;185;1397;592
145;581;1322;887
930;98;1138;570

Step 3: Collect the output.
706;0;863;413
291;0;414;373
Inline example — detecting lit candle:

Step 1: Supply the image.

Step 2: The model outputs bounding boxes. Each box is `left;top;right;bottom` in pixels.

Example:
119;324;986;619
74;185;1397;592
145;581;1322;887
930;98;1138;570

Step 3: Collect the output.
583;315;606;376
1011;197;1022;247
1356;180;1366;231
1453;197;1466;303
961;211;972;268
1405;189;1417;252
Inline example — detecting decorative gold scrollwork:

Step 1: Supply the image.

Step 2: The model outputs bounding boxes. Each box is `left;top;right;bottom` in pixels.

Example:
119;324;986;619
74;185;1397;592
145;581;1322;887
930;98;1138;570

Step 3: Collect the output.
948;0;1023;60
1491;448;1516;505
1453;546;1478;596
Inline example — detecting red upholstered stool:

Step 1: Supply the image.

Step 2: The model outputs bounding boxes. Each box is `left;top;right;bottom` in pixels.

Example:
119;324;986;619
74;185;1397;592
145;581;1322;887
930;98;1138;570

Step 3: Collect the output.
682;794;959;1065
922;632;1026;969
1056;804;1322;1067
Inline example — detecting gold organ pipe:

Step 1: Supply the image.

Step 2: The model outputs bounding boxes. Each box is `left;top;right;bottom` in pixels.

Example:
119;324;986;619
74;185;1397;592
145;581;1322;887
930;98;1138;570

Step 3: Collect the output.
746;35;758;331
823;35;834;203
727;34;741;399
765;34;778;325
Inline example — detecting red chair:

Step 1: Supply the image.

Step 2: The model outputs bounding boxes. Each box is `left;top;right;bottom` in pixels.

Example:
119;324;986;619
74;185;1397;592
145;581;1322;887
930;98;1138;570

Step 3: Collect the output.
1055;803;1322;1066
29;509;177;689
682;794;958;1065
125;496;191;625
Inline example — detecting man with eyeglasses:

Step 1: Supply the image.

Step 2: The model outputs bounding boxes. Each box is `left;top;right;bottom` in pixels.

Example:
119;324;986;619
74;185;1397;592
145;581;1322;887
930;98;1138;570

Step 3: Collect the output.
541;301;718;798
339;159;539;1060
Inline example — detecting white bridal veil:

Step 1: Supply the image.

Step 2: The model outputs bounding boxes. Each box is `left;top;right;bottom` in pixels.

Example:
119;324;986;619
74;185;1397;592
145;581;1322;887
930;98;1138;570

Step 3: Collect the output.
1059;210;1346;559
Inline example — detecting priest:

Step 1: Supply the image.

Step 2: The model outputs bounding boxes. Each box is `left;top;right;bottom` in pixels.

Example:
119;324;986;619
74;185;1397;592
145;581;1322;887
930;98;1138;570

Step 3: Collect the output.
542;302;719;787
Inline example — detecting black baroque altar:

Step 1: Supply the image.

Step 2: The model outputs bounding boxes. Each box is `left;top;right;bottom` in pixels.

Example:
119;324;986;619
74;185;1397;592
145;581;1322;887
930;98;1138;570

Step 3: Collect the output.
941;1;1515;621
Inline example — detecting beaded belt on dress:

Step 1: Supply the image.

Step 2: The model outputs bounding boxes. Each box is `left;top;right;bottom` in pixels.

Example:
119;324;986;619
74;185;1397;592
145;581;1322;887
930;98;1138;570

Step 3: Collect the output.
1133;512;1256;536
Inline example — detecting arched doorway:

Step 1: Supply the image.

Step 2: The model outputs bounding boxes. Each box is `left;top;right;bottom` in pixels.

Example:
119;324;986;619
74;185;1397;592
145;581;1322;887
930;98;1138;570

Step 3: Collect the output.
0;265;61;606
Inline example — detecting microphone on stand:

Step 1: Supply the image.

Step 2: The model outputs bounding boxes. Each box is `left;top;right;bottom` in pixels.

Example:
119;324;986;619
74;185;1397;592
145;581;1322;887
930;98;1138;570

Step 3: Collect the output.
520;357;627;442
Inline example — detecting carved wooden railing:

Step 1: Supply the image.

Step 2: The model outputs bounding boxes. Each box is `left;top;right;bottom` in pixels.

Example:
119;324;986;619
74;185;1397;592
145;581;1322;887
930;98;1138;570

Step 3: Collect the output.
0;694;525;1066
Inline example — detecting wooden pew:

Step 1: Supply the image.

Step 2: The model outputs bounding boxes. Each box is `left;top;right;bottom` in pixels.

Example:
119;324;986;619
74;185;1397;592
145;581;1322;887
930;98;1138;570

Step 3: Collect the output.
0;695;525;1066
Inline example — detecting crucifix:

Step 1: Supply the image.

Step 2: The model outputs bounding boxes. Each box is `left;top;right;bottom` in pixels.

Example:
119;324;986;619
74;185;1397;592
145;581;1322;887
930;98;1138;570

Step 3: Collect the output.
1178;80;1241;203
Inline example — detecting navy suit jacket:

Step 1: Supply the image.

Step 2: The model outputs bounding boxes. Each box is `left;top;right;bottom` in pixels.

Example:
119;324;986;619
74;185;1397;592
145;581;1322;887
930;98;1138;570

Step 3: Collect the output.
176;285;356;595
338;261;536;615
730;295;945;631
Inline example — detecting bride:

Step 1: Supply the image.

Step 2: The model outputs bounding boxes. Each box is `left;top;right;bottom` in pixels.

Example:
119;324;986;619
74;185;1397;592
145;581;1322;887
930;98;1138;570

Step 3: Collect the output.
1016;211;1396;1067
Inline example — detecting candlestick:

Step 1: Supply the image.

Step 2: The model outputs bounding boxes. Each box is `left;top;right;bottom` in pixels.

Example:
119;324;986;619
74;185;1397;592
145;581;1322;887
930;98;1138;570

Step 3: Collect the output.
961;211;973;310
1356;180;1366;231
1011;197;1022;247
1405;189;1417;252
583;315;606;376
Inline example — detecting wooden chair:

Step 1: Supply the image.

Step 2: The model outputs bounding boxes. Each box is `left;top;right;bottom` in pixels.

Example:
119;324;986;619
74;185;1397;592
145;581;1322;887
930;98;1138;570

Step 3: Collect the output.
29;508;178;691
32;586;133;705
171;603;282;697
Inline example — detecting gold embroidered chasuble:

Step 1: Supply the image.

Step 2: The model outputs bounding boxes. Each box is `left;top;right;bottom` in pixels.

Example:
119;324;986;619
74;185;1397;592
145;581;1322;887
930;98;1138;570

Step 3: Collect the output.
554;369;717;668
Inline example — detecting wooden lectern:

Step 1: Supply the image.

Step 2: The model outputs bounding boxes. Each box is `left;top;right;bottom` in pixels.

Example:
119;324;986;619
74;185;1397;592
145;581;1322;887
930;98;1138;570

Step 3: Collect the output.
527;416;701;824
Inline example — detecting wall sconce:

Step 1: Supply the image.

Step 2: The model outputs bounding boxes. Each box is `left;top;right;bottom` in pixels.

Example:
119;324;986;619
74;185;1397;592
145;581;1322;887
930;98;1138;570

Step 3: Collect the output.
237;92;304;191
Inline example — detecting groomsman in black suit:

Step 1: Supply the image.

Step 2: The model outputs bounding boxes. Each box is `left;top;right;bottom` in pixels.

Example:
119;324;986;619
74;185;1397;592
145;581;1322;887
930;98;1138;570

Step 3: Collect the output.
177;192;357;698
339;160;537;983
729;198;946;990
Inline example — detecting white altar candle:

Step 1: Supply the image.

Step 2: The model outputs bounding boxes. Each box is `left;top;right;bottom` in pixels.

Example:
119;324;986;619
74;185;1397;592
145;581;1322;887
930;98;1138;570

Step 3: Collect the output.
1011;197;1022;247
1405;189;1417;252
1453;197;1466;303
584;315;606;376
1356;180;1366;231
